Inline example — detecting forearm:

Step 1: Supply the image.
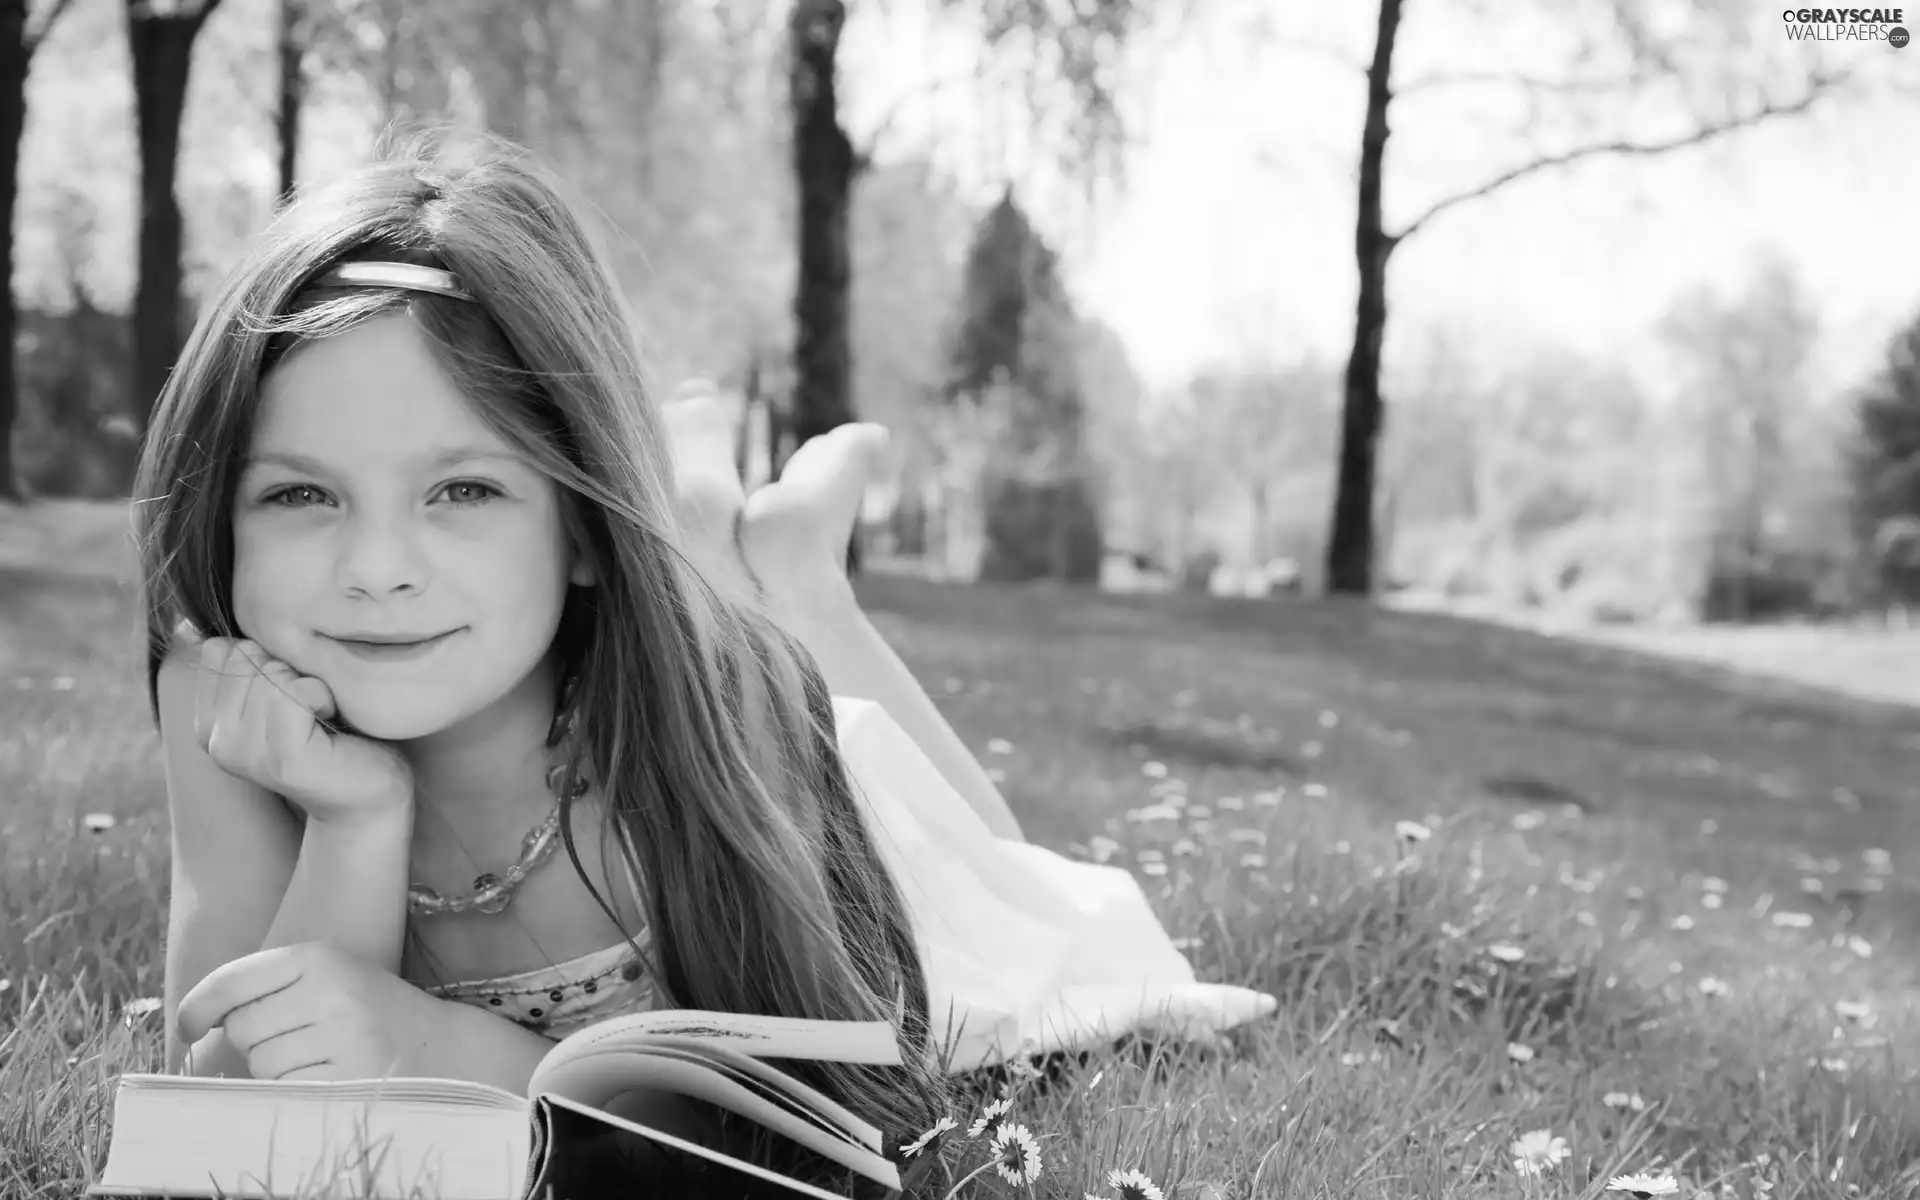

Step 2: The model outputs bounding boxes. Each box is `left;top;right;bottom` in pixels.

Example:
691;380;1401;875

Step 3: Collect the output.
417;994;558;1094
774;578;1027;842
262;810;414;972
181;986;558;1091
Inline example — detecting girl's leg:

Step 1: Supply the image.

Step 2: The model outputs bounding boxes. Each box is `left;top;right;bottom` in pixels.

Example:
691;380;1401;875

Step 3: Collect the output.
662;390;1026;842
772;585;1027;842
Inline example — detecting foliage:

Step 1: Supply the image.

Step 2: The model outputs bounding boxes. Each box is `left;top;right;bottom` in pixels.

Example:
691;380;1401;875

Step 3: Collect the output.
1846;311;1920;609
945;190;1104;582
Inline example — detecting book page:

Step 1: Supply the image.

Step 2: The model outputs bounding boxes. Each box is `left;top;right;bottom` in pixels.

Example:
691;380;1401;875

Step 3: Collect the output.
90;1078;533;1200
531;1046;891;1180
533;1011;901;1088
554;1038;882;1154
535;1094;895;1200
103;1073;527;1110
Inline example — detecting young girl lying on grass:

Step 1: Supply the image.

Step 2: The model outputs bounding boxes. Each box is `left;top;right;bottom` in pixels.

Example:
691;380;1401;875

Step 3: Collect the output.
133;129;1275;1161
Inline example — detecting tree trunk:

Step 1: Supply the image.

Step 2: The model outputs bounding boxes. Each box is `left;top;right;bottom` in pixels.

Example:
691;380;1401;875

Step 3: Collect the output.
0;0;27;501
127;7;205;441
275;0;302;208
1325;0;1404;596
787;0;859;572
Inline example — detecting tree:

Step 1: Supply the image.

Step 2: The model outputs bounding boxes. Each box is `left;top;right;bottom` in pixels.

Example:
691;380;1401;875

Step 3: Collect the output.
0;0;77;501
784;0;1164;466
125;0;225;441
1659;254;1824;619
1848;312;1920;609
946;190;1102;583
1281;1;1863;595
275;0;304;207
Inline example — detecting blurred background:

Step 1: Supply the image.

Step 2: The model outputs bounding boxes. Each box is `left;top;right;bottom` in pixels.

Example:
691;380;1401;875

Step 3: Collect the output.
3;0;1918;630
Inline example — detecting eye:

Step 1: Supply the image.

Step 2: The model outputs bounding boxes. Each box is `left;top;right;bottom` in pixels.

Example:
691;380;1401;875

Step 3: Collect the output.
261;484;331;508
439;480;502;506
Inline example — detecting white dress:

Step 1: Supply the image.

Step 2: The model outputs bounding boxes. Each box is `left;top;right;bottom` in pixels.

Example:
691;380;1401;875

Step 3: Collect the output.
832;697;1279;1073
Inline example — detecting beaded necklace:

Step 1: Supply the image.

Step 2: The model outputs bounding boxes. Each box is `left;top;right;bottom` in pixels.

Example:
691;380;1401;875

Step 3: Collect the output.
407;763;591;917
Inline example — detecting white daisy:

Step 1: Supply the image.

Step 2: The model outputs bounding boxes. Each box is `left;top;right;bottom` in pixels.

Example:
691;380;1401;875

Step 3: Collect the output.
1607;1172;1679;1196
966;1097;1011;1138
1102;1167;1165;1200
82;812;116;833
1511;1129;1569;1177
1395;820;1432;843
989;1122;1041;1184
898;1114;955;1158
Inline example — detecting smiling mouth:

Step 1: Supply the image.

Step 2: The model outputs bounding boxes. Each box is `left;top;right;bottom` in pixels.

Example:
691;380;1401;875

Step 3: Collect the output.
326;629;464;653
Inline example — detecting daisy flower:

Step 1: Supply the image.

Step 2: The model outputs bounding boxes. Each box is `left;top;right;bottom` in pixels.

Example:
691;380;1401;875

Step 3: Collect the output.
1507;1042;1535;1064
1089;1167;1165;1200
1487;942;1526;963
1511;1129;1570;1177
966;1097;1011;1138
1395;820;1431;843
898;1115;955;1158
1697;977;1729;997
83;813;116;833
989;1123;1041;1184
1606;1172;1679;1196
1602;1091;1647;1112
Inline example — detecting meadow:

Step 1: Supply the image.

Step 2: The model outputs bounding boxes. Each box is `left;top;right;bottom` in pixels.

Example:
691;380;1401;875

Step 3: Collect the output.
4;500;1920;1199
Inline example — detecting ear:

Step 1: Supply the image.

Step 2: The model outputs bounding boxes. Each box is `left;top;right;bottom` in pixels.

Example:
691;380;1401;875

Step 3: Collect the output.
569;552;597;588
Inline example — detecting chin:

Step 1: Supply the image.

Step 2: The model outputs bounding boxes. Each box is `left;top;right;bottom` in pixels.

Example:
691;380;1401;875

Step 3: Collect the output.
316;677;492;742
328;696;467;743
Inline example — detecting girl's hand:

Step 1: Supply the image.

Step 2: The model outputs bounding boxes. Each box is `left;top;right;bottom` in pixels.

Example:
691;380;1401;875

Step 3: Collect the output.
192;636;415;826
176;942;442;1081
662;379;883;610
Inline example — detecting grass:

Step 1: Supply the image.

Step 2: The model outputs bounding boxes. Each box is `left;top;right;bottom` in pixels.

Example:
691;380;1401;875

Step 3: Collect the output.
5;498;1920;1198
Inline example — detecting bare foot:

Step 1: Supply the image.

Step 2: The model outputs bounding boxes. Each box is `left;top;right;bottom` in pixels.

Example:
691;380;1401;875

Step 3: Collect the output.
661;381;881;611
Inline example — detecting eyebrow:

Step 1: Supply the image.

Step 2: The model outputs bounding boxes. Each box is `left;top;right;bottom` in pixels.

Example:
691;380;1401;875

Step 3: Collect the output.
242;446;526;474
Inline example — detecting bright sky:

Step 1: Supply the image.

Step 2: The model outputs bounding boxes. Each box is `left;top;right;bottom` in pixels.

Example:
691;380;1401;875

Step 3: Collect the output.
842;2;1920;400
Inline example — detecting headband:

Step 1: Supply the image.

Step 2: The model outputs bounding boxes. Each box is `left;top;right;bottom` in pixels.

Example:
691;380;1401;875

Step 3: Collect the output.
311;261;476;302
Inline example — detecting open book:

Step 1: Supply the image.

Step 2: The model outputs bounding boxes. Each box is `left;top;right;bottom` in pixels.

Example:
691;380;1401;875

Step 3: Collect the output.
89;1008;907;1200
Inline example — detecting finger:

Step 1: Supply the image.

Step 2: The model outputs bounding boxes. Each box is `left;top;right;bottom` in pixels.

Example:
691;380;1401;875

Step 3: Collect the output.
193;638;235;753
175;945;307;1047
221;981;320;1060
242;1023;338;1082
210;642;274;763
258;657;337;722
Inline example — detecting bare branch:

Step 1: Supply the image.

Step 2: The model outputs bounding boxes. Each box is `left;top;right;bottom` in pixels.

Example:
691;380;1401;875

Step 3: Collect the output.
1391;69;1854;246
25;0;79;54
1394;67;1648;99
1256;28;1369;77
852;67;993;175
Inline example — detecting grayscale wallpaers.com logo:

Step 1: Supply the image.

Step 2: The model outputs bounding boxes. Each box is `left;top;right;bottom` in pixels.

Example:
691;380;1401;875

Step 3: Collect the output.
1782;8;1910;45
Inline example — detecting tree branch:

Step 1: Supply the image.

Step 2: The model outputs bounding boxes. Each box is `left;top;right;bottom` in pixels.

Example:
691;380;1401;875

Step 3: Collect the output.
852;67;992;175
1391;69;1853;245
25;0;78;54
1395;67;1649;99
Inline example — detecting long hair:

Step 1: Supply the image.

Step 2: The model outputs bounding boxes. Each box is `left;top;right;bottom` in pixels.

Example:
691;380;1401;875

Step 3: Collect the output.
132;128;943;1153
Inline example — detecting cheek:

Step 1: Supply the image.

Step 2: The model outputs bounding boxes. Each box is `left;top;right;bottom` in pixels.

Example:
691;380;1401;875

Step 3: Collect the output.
229;526;316;652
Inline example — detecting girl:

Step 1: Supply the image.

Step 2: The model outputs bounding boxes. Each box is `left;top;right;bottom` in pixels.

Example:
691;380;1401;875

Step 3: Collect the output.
137;129;1274;1159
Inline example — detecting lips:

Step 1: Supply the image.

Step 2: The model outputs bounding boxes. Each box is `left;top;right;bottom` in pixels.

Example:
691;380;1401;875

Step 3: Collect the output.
324;628;465;661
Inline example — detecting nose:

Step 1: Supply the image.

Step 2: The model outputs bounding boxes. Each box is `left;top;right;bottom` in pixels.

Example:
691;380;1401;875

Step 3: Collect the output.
333;509;430;598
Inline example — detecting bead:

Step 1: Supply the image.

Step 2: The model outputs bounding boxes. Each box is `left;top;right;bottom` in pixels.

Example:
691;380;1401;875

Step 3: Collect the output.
620;961;642;982
406;761;587;918
549;989;564;1003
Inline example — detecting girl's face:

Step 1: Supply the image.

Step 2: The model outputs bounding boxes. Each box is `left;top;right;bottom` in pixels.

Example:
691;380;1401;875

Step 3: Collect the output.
231;311;592;742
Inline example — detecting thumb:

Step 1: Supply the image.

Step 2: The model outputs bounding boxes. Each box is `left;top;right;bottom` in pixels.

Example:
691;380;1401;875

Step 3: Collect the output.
285;674;339;722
